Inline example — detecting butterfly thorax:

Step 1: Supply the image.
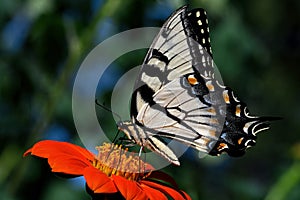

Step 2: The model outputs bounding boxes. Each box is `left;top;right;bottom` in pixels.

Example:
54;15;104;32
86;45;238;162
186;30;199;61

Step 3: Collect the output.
117;120;144;146
117;120;180;165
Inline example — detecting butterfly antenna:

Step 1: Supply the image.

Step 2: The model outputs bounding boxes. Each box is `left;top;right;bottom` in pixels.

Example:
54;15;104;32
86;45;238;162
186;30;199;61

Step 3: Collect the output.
138;146;148;175
138;146;144;174
95;99;122;122
112;129;121;143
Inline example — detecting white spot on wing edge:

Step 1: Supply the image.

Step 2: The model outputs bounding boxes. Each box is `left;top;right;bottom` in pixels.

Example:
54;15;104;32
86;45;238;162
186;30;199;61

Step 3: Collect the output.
231;90;240;102
243;121;269;136
245;139;255;147
198;20;202;25
244;107;257;118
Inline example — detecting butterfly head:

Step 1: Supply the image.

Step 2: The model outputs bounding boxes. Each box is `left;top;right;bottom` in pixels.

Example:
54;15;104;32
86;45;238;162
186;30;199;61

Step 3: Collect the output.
117;120;149;146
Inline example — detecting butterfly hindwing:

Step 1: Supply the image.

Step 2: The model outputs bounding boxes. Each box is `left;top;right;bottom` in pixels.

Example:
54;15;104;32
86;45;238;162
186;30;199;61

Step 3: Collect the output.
135;76;219;153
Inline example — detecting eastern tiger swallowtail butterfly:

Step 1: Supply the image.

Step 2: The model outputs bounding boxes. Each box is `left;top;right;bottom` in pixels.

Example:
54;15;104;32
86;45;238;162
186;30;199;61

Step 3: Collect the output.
117;6;276;166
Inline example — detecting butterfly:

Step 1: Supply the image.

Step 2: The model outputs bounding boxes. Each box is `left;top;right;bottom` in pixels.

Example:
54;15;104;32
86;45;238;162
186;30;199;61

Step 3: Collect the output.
117;6;276;166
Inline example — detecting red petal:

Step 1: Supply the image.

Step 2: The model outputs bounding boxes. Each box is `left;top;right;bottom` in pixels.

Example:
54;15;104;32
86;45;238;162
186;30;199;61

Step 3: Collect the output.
84;167;117;193
48;155;91;175
113;175;147;200
24;140;96;175
141;180;190;200
24;148;33;156
180;191;192;200
147;171;178;188
140;184;168;200
24;140;95;161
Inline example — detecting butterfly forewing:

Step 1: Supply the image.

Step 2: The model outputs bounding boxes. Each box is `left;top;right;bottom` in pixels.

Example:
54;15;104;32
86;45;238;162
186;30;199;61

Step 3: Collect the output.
131;6;215;118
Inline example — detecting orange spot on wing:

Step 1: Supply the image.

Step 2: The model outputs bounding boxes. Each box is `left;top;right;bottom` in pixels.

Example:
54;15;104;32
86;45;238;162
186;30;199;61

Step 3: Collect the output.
207;108;216;115
237;137;244;145
188;76;198;85
235;105;241;116
223;92;230;103
206;83;214;91
217;143;228;150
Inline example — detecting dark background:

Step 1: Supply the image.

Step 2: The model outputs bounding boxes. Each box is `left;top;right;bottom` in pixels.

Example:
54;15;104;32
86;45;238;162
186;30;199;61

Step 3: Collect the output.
1;0;299;199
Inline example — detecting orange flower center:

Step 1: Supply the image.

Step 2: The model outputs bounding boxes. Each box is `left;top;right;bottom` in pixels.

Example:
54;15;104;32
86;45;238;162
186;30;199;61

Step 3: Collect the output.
92;143;152;181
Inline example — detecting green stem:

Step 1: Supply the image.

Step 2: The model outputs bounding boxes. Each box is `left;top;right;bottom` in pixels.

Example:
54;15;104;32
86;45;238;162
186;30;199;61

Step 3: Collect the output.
265;161;300;200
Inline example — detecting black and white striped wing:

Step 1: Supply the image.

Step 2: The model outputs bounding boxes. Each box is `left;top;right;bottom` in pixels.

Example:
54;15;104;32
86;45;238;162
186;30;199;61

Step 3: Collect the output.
130;6;214;118
135;75;221;154
136;75;275;158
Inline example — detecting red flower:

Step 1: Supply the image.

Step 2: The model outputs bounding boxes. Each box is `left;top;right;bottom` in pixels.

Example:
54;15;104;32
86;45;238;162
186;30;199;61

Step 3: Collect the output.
24;140;191;200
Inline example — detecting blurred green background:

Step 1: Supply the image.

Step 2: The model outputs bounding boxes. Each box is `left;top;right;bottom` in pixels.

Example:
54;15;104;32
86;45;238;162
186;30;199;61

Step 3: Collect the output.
1;0;299;199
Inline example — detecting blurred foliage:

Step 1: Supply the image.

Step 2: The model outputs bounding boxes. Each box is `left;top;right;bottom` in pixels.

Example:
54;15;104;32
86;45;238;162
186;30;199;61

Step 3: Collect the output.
0;0;299;199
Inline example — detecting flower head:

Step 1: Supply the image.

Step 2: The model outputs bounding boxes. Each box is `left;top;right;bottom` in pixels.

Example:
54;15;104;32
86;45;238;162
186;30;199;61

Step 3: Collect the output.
24;140;190;200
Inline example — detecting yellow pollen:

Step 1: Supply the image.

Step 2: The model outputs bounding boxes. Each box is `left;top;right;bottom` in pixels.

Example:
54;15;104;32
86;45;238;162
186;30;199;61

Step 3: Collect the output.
92;143;152;181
